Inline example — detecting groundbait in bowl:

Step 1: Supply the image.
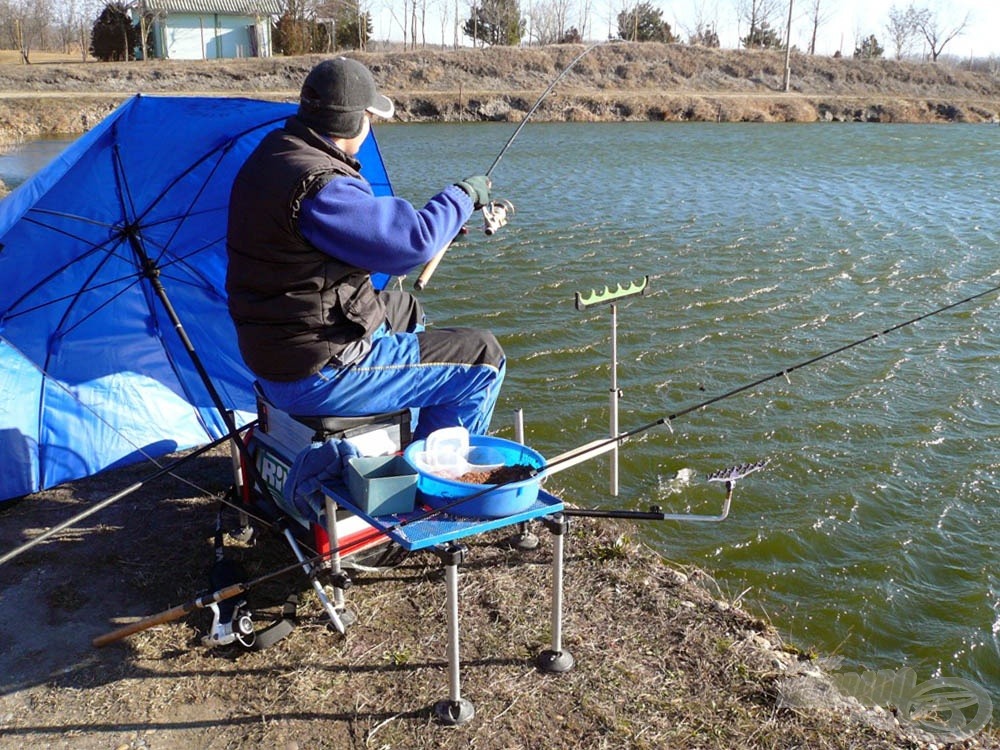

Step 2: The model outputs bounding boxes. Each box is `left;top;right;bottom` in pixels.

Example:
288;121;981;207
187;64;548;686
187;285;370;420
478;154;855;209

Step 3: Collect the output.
403;435;545;518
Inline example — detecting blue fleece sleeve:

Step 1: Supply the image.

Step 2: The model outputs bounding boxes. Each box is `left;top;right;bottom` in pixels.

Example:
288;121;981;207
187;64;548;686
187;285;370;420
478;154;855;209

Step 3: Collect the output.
299;177;474;276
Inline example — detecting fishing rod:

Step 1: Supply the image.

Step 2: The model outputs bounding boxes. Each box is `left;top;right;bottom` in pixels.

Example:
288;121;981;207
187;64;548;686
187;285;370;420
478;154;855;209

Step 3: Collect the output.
0;428;246;568
485;40;608;179
414;41;611;290
92;280;1000;647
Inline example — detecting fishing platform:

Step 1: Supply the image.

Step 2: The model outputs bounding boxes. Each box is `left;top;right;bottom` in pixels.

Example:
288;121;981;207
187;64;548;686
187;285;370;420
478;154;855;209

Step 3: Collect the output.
222;275;761;725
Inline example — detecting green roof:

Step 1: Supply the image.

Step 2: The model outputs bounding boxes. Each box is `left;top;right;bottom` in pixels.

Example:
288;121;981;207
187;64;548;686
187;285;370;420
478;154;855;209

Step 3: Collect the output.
137;0;283;15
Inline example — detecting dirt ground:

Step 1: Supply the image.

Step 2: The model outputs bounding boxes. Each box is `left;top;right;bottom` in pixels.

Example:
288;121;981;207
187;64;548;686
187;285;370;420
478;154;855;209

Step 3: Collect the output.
1;445;996;749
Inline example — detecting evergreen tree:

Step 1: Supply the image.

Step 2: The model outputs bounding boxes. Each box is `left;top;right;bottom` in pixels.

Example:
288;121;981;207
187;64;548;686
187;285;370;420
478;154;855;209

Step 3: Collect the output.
326;0;372;50
689;23;720;48
853;34;884;59
90;3;139;61
464;0;524;46
616;2;678;43
559;26;582;44
742;20;782;49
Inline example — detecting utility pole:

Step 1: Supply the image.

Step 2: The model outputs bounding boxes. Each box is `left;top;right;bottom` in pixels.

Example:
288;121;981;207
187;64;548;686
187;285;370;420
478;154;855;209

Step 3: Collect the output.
783;0;794;92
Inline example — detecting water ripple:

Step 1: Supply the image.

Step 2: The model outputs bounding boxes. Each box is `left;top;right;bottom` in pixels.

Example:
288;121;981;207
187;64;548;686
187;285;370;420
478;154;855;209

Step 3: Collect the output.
378;122;1000;699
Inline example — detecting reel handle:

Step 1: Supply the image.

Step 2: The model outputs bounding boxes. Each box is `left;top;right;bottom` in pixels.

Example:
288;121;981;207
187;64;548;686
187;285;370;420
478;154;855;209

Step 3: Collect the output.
483;199;513;236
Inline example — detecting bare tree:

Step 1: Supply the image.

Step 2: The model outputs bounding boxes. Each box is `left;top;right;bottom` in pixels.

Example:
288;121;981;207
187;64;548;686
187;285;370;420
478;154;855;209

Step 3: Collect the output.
885;3;922;60
678;0;721;46
530;0;571;43
10;0;54;62
436;0;450;46
383;0;409;48
577;0;591;39
417;0;427;46
913;5;968;62
805;0;830;55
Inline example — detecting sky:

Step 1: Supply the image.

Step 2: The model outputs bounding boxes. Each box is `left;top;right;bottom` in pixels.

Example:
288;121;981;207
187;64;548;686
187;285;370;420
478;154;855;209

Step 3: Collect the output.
371;0;999;59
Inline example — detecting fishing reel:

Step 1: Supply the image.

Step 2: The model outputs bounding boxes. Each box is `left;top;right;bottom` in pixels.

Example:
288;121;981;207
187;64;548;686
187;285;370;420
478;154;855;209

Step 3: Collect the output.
203;597;256;649
482;199;514;236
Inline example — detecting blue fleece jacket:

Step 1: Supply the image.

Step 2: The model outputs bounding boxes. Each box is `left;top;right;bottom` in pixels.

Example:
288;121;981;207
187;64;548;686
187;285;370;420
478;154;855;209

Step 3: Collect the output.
299;177;474;276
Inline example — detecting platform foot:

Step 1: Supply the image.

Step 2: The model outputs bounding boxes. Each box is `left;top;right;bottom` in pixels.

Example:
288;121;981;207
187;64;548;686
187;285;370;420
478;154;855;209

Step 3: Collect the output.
504;529;539;551
434;698;475;725
228;525;255;544
333;607;357;629
536;649;575;673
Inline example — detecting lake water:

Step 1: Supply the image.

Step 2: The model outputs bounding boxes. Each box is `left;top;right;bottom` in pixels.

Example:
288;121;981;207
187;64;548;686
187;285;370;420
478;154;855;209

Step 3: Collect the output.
5;121;999;705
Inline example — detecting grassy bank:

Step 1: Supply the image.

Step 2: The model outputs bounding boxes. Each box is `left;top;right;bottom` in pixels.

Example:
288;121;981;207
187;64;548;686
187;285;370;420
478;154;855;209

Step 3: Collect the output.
0;43;998;142
1;446;988;749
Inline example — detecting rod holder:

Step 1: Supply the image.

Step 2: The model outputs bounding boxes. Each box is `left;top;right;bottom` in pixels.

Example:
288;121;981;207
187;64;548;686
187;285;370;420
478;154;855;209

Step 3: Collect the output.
574;276;650;496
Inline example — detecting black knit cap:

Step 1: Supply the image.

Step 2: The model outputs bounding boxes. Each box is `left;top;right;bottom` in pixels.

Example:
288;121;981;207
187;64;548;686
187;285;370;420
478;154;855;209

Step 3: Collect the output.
297;57;395;138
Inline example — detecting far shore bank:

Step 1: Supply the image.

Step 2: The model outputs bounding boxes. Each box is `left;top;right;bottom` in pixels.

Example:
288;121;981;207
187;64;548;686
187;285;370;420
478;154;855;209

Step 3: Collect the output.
0;44;998;143
0;89;998;146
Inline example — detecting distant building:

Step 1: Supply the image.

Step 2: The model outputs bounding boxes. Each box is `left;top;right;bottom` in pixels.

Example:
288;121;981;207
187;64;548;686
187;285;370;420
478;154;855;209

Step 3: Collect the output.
133;0;283;60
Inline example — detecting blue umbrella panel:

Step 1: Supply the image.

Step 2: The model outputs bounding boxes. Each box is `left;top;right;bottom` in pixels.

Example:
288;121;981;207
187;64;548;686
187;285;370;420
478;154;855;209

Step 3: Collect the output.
0;95;394;502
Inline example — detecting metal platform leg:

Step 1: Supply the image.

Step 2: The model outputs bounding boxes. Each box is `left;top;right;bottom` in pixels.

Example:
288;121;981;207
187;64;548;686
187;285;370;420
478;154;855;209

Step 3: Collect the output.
504;409;539;551
323;495;357;628
227;410;254;543
536;514;574;673
323;495;358;627
433;543;475;725
279;521;347;635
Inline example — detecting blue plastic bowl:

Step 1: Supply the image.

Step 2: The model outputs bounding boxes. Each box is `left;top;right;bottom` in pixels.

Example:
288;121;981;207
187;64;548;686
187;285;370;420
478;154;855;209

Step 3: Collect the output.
403;435;545;518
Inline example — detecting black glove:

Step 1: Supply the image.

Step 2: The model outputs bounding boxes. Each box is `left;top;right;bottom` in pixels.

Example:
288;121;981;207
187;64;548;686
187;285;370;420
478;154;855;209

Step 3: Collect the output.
455;175;492;210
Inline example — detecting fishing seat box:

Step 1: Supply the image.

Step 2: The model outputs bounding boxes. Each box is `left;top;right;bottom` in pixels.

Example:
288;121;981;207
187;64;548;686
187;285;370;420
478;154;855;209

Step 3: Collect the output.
247;384;412;557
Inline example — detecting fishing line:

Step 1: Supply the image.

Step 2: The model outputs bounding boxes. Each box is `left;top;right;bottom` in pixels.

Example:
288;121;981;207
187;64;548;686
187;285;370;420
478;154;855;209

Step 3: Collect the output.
0;334;289;566
485;40;611;178
661;280;1000;425
0;430;237;567
414;41;613;292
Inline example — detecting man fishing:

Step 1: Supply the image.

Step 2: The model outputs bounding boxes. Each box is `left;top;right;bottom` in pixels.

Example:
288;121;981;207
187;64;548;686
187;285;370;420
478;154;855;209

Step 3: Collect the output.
226;56;504;440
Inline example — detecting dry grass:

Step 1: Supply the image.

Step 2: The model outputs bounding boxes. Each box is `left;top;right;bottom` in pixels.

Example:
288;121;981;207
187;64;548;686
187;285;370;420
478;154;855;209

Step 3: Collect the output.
0;50;87;65
0;43;997;143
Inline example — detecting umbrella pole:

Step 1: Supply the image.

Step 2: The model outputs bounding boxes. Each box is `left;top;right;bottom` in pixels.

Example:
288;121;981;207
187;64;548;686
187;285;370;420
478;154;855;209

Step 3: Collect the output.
132;246;277;511
133;245;348;625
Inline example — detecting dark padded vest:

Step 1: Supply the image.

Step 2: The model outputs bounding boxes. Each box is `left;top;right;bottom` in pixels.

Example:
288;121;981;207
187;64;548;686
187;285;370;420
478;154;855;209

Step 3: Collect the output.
226;118;386;381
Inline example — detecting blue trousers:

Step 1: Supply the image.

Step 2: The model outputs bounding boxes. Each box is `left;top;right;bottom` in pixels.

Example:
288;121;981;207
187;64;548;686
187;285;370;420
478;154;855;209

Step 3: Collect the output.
257;291;505;440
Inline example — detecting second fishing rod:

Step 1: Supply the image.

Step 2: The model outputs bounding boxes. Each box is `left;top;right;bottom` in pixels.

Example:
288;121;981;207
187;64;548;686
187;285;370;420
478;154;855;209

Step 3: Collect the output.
92;279;1000;647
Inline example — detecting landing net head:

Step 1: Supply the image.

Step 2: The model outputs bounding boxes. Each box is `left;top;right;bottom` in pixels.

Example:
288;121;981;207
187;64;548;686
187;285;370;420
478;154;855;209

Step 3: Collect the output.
706;459;771;484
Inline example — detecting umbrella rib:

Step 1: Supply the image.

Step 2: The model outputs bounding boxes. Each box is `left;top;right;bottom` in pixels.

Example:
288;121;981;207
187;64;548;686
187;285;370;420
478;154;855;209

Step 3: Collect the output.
2;215;141;320
4;221;125;309
109;140;231;439
108;136;229;299
148;145;232;269
137;116;286;227
2;103;293;500
111;116;285;272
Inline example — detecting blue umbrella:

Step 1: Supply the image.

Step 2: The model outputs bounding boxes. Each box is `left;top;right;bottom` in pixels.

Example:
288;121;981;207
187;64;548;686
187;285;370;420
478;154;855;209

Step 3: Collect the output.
0;95;393;502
